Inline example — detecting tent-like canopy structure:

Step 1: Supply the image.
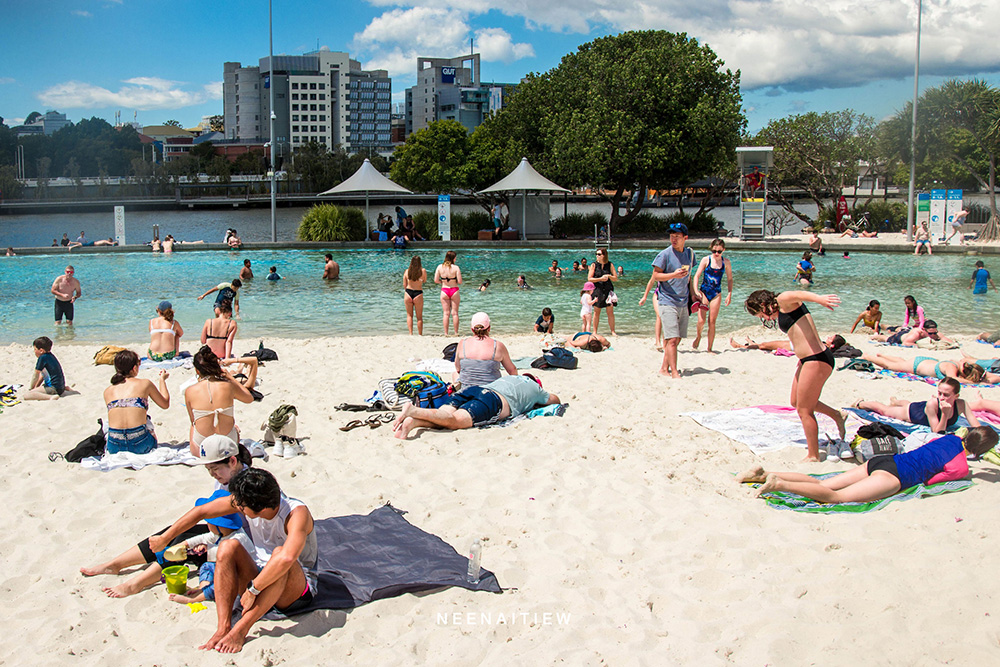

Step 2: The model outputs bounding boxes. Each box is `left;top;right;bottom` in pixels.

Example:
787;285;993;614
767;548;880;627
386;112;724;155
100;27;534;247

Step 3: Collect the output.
478;158;571;240
319;159;412;235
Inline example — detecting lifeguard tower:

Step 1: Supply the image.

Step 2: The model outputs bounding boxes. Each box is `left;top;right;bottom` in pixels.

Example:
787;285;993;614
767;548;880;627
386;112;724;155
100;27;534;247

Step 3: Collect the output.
735;146;773;240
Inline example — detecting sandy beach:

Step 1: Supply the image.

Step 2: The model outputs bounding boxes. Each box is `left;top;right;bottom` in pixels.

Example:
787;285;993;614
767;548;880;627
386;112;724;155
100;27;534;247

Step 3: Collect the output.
3;323;1000;666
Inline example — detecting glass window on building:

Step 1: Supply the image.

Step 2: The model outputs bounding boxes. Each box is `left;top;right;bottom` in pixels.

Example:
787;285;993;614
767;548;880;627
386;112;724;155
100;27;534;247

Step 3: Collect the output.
292;82;298;89
319;83;325;89
319;126;325;132
310;83;317;89
310;93;317;100
319;104;325;110
292;115;299;121
319;115;326;121
311;104;317;111
292;93;298;100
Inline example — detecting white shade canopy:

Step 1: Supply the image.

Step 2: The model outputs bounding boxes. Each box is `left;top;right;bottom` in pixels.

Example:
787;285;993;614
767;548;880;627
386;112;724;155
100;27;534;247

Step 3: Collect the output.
478;157;571;194
319;158;411;195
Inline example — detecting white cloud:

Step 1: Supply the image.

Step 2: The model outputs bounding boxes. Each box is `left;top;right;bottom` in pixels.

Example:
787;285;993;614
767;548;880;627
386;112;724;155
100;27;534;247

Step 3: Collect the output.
353;6;535;78
37;77;220;110
363;0;1000;92
0;77;14;84
72;10;92;18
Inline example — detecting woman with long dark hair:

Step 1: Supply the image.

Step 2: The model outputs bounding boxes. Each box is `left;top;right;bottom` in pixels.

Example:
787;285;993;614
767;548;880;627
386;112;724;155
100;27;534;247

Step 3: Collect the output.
587;248;618;335
184;345;254;455
103;350;170;454
434;250;462;335
744;289;846;462
403;255;427;335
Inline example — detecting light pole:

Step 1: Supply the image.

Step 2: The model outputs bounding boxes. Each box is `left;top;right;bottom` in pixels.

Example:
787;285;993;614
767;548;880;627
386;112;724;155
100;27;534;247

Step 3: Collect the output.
905;0;923;242
268;0;277;242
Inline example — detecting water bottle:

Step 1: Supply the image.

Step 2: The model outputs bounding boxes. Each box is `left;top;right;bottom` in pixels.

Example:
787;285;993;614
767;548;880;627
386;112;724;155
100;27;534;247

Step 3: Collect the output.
466;539;482;585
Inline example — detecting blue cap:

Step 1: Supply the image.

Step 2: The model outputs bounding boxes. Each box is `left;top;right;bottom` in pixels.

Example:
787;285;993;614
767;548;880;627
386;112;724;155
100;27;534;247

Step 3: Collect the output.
158;300;172;311
669;223;689;236
195;489;242;531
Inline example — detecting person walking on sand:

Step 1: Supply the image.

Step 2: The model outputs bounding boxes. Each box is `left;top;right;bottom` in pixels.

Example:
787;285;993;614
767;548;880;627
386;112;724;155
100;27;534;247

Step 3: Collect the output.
691;238;733;353
651;223;695;377
743;289;847;462
51;265;82;325
323;253;340;280
435;250;462;335
403;255;427;335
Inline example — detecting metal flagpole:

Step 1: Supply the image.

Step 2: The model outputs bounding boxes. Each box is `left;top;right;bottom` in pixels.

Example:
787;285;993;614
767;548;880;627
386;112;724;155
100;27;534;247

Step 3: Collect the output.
268;0;277;242
905;0;922;242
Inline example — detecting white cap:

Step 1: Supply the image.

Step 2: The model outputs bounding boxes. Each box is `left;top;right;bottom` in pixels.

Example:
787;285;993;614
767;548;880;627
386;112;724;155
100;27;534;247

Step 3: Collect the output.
194;434;239;464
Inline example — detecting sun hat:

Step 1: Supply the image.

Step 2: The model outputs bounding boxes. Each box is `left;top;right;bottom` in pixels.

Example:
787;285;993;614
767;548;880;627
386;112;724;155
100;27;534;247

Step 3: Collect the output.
158;300;172;311
195;489;242;531
471;312;491;330
669;222;689;236
194;434;239;464
583;282;596;291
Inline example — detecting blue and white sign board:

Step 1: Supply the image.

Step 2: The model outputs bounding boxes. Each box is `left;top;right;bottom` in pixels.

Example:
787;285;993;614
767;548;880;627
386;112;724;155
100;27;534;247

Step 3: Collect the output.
916;192;930;229
438;195;451;242
929;189;946;240
945;189;964;244
441;67;456;84
114;205;126;246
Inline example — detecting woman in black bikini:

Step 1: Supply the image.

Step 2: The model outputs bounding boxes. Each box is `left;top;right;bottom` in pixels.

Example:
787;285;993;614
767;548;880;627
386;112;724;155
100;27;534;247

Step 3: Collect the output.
201;299;237;359
745;290;846;462
403;255;427;335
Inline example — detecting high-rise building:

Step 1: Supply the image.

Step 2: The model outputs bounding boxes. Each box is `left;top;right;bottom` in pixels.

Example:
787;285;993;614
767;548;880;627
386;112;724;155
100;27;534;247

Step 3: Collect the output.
223;48;392;160
404;54;517;137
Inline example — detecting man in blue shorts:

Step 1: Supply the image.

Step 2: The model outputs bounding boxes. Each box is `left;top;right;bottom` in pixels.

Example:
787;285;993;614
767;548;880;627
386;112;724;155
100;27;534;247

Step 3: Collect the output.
392;375;560;440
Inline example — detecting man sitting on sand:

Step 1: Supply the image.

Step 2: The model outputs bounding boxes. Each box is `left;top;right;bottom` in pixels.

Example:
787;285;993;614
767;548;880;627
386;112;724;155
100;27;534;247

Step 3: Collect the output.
148;467;316;654
393;374;560;440
738;426;997;504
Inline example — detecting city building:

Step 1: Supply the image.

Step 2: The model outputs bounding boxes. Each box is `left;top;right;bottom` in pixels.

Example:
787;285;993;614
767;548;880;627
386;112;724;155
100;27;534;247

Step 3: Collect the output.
404;54;516;136
223;48;392;160
14;110;72;137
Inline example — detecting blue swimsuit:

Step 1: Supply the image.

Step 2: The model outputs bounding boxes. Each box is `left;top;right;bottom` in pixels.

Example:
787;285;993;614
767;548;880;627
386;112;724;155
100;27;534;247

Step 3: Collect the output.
700;261;725;302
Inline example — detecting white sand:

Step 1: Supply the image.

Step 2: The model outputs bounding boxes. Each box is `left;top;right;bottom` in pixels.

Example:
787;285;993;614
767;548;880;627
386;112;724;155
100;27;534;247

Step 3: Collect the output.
3;330;1000;665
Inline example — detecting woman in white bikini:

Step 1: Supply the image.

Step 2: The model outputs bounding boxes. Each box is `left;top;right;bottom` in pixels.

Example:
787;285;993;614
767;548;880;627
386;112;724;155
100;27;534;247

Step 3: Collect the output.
201;299;237;359
434;250;463;335
148;300;183;362
185;346;254;455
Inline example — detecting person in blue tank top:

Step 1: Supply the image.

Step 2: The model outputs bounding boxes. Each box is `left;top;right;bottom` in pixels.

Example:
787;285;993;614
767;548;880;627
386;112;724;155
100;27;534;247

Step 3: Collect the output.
970;261;996;295
691;238;733;353
737;426;997;503
856;377;981;433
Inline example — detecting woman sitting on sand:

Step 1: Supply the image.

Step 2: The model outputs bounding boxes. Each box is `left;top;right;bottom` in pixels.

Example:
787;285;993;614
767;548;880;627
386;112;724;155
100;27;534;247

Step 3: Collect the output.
861;352;987;384
149;300;183;362
104;350;170;455
738;426;997;504
856;377;980;433
565;331;610;352
185;346;255;455
850;300;882;334
744;290;846;461
201;299;237;359
454;312;517;389
80;434;252;597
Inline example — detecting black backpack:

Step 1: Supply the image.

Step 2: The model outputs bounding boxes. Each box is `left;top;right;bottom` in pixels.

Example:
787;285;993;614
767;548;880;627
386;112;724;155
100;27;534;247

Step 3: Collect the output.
244;340;278;362
530;347;578;370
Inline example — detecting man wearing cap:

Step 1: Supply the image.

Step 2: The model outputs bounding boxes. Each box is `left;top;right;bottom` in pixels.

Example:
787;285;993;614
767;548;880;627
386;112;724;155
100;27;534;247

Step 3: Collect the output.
393;374;560;439
198;278;242;317
149;467;317;654
652;223;696;378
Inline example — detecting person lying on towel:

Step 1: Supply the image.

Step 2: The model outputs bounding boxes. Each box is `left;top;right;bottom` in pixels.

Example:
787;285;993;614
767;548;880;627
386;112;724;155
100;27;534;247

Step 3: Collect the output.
393;374;560;440
737;426;997;504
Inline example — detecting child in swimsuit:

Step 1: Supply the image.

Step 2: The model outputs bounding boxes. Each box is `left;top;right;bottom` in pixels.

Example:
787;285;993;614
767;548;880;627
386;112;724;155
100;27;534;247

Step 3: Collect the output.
795;251;815;285
850;300;882;334
580;282;597;332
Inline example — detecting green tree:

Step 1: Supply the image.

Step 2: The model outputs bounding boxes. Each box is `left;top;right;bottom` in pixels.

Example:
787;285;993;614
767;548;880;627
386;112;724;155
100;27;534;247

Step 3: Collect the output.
24;111;42;125
0;165;24;199
473;31;745;231
208;115;224;132
164;119;182;128
390;120;471;193
753;110;877;224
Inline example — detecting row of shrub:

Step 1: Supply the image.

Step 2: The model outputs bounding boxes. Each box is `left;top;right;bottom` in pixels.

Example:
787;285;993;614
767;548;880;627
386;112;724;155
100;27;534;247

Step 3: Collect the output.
549;209;721;237
297;204;368;241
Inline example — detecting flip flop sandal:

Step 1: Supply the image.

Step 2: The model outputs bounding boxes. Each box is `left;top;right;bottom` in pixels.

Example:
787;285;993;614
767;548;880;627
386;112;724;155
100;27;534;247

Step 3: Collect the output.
339;420;366;432
378;413;395;423
48;451;64;462
364;416;382;429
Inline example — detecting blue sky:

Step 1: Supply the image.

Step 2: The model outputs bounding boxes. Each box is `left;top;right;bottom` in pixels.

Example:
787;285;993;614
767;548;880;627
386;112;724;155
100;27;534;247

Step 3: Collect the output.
2;0;999;134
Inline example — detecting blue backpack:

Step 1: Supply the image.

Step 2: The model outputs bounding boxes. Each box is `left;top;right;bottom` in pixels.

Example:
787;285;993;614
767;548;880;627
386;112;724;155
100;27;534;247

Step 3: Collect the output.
394;371;451;408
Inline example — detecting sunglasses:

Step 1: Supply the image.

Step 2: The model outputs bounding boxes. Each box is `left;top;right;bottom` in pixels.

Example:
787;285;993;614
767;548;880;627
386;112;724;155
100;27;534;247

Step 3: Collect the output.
711;250;724;254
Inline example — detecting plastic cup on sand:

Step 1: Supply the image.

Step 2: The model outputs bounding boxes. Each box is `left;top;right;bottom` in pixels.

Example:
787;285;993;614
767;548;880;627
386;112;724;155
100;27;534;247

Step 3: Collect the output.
162;565;190;595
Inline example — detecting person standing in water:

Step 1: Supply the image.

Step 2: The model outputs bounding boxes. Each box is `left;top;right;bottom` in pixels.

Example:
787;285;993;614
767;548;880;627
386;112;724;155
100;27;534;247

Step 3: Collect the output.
434;250;462;335
51;265;82;325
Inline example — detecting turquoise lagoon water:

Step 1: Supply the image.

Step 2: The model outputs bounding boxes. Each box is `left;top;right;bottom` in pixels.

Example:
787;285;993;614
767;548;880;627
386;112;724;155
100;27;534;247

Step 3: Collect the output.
1;247;997;344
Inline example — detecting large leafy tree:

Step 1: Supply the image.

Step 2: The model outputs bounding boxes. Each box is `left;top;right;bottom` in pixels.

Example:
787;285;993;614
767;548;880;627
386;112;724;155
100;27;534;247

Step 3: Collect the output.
473;31;744;230
390;120;471;194
753;110;877;224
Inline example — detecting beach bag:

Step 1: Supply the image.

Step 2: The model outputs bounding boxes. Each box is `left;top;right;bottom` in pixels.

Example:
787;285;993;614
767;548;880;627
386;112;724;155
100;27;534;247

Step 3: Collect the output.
394;371;450;409
442;342;458;362
839;358;876;372
244;341;278;362
852;423;905;462
94;345;128;365
65;420;106;462
531;347;578;370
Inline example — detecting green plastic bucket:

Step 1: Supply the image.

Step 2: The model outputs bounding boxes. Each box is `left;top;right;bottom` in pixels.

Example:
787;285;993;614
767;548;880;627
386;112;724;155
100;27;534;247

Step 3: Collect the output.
162;565;189;595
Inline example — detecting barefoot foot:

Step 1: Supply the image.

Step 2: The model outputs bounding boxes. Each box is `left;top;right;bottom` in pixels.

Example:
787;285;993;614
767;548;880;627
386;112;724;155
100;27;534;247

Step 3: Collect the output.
102;580;145;598
756;473;781;497
81;564;120;577
736;465;766;484
200;628;231;651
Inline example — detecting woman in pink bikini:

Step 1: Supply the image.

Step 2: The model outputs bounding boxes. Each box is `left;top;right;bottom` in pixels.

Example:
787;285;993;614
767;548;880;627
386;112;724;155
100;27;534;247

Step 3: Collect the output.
434;250;463;335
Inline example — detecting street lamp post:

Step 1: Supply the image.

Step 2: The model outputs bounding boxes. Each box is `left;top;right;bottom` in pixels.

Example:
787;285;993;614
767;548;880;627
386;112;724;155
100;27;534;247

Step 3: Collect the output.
905;0;923;242
268;0;277;243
